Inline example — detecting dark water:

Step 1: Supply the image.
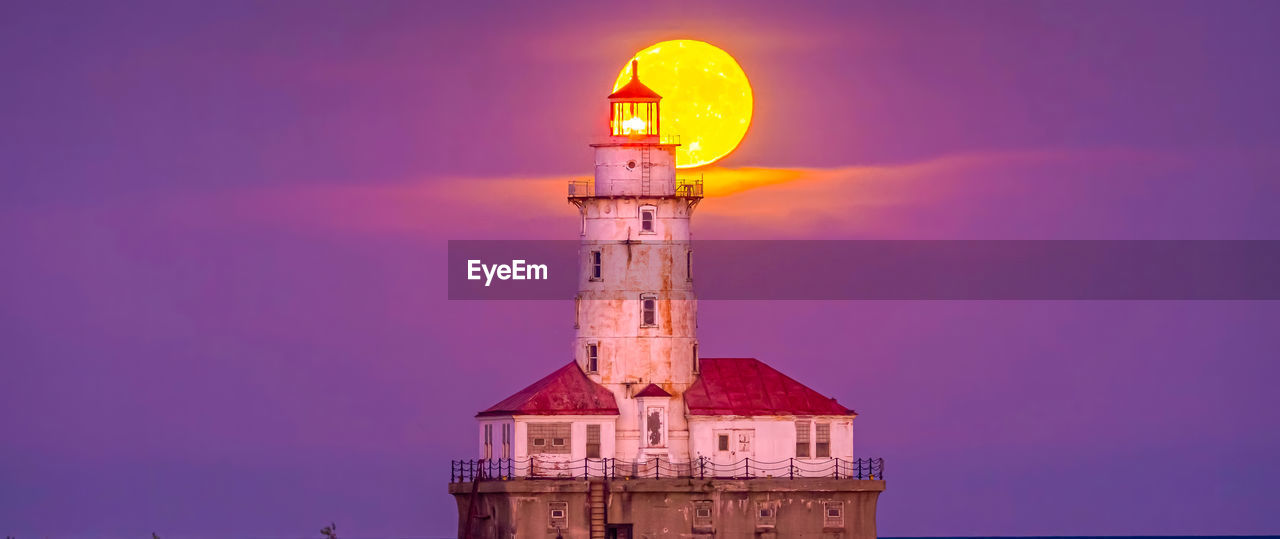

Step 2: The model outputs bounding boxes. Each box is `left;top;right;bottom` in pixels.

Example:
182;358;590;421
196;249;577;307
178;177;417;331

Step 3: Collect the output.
238;532;1280;535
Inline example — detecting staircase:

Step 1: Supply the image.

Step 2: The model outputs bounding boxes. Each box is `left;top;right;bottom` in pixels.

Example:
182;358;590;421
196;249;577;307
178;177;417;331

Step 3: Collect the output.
639;146;651;196
589;479;606;539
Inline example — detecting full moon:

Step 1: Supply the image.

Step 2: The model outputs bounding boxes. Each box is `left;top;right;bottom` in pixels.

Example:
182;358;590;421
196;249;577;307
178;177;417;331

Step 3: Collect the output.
613;40;753;169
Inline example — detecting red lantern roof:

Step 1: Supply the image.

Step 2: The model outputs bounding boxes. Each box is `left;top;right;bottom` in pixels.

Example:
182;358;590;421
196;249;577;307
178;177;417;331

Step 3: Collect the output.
477;361;619;417
685;358;856;416
608;60;662;100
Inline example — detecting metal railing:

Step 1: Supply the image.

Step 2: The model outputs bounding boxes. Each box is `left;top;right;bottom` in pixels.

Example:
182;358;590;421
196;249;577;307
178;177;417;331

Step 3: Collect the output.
566;178;704;198
675;178;703;197
450;456;883;482
568;180;593;197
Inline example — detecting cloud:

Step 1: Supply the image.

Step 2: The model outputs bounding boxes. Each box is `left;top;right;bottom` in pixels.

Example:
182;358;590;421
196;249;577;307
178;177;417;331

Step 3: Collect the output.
159;146;1277;241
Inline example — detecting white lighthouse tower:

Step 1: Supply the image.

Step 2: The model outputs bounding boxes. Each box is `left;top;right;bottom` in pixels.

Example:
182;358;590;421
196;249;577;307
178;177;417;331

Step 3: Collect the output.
570;60;701;465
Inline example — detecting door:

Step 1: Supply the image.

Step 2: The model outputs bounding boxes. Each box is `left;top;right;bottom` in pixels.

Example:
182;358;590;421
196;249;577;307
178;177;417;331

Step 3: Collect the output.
712;429;754;477
606;524;633;539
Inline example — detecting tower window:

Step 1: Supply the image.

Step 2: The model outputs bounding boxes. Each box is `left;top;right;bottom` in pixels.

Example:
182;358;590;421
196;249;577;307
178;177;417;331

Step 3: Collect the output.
816;422;831;458
796;420;811;458
586;343;599;373
692;343;699;373
483;424;493;460
639;206;656;234
586;424;601;458
686;249;693;281
640;294;657;327
501;423;510;459
590;250;602;280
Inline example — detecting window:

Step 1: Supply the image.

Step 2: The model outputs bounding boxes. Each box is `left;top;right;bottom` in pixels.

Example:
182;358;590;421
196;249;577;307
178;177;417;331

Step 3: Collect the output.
574;296;580;329
645;407;664;447
686;249;693;281
692;343;699;373
548;501;568;530
795;420;811;458
823;501;844;528
756;502;777;527
639;206;655;233
816;422;831;458
590;250;602;280
640;295;656;327
586;343;599;373
693;500;713;529
528;423;571;454
586;424;601;458
483;424;493;459
501;424;510;459
717;434;729;451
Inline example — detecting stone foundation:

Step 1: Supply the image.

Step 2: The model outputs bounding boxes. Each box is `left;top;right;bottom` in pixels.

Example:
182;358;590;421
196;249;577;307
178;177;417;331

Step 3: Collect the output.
449;477;884;538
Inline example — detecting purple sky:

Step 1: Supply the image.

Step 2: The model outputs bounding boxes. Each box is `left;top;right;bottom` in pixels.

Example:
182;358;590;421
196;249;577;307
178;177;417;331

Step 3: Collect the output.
3;1;1279;537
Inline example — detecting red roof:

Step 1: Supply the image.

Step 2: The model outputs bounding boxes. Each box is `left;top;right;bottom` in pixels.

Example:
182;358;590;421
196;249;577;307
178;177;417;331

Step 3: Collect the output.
608;60;662;100
634;383;671;398
478;361;619;417
685;358;855;416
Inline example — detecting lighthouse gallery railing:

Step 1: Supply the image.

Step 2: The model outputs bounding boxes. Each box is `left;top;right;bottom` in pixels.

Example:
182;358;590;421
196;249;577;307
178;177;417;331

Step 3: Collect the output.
568;178;704;198
450;456;883;482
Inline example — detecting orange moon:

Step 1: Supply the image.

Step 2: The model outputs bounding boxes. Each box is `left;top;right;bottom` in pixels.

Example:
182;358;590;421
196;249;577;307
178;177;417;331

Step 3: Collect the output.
614;40;753;169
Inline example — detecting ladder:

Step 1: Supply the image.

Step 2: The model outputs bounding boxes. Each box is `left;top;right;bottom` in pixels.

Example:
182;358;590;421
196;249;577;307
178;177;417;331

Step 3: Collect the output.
461;471;482;539
589;479;606;539
639;146;651;196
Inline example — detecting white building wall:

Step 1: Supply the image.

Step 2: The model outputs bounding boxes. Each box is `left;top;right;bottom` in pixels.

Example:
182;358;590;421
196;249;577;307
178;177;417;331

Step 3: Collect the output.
479;416;617;477
688;416;856;477
476;417;515;459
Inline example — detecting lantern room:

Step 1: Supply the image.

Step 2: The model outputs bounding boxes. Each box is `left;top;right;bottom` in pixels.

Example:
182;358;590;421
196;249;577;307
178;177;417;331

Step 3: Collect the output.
608;60;662;138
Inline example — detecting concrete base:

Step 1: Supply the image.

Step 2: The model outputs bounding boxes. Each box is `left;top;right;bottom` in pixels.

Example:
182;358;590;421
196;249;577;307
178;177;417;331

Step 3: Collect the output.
449;477;884;538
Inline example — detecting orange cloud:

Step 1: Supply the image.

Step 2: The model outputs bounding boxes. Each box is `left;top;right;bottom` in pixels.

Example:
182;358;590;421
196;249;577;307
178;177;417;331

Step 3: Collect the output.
169;148;1183;240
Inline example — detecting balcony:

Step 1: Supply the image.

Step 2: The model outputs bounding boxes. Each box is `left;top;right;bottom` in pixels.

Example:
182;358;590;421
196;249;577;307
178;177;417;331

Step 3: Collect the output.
567;178;704;199
450;456;884;482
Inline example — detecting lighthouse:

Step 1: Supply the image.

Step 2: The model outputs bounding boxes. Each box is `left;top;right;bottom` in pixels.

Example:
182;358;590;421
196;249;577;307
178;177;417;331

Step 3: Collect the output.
573;59;700;466
451;61;885;539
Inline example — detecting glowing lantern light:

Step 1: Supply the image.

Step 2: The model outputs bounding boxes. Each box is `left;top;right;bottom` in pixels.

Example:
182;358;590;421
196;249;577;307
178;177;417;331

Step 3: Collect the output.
622;116;648;134
608;60;661;138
